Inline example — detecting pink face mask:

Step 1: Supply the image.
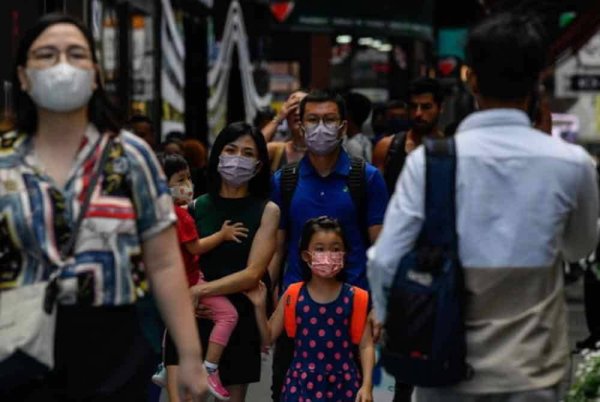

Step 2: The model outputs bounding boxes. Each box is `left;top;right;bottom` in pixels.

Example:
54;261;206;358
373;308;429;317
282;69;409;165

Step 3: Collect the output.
309;251;345;278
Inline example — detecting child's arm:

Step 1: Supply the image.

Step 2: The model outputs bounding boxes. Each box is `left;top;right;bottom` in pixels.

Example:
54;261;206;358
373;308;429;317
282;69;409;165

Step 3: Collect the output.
244;281;285;347
356;319;375;402
184;220;249;256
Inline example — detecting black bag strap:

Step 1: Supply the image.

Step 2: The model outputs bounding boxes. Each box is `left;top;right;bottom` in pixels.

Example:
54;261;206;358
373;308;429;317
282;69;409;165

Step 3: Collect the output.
280;162;300;214
348;157;366;211
348;157;369;243
385;131;407;167
383;132;408;194
421;137;457;251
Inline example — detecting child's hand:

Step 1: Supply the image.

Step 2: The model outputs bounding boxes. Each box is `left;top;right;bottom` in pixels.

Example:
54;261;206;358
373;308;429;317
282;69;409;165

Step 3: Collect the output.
220;220;249;243
355;386;373;402
243;281;267;307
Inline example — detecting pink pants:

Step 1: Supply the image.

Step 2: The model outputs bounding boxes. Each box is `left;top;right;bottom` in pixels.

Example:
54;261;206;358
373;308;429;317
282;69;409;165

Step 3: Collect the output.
195;277;238;346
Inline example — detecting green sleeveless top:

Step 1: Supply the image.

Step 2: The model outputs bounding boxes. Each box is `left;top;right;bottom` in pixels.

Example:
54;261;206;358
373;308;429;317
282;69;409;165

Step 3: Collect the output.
190;193;268;385
191;194;267;281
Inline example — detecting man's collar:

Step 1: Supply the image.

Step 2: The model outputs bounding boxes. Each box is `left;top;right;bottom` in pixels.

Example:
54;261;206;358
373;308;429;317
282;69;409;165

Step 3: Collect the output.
300;148;351;177
457;109;530;133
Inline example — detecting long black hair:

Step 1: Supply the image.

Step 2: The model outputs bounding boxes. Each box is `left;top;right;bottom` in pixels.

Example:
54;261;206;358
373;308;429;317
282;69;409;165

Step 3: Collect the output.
13;13;122;135
299;216;349;282
207;121;270;199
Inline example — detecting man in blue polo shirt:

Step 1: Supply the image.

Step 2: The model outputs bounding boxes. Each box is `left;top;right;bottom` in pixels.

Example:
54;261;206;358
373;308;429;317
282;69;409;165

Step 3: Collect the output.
268;90;388;401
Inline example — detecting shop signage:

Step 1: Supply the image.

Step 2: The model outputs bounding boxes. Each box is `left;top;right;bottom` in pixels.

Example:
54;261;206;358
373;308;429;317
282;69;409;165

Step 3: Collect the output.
570;75;600;91
271;0;433;40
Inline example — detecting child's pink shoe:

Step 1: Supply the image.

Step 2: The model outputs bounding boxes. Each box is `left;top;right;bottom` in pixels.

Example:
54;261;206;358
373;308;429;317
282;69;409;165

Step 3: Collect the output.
207;370;230;400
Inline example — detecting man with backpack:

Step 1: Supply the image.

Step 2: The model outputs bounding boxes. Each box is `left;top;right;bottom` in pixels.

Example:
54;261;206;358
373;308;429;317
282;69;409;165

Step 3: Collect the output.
372;77;445;195
269;90;388;401
368;12;598;402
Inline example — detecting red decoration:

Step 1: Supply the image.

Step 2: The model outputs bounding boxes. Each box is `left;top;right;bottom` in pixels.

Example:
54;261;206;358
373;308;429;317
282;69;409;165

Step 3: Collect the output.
438;57;458;77
271;2;295;23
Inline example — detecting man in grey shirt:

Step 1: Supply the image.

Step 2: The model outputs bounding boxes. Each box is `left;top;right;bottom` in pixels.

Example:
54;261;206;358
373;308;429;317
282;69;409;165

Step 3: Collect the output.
368;12;599;402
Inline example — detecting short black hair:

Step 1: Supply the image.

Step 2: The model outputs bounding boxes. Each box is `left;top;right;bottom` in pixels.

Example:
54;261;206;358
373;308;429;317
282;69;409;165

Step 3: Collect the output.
466;12;547;100
165;130;186;142
299;90;347;122
13;13;122;135
207;121;270;199
253;108;276;128
386;100;408;110
343;92;372;127
298;216;349;282
161;137;184;152
159;153;189;182
127;114;152;126
408;77;444;106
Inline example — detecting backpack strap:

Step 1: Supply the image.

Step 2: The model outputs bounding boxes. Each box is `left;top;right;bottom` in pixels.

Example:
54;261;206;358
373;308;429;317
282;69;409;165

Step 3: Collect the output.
348;157;369;244
349;286;369;345
283;282;304;338
383;132;408;194
385;132;407;166
422;137;457;251
348;157;366;218
280;162;300;216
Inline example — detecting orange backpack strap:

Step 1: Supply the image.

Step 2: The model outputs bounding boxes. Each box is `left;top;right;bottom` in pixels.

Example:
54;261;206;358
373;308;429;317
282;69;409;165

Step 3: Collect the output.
283;282;304;338
350;286;369;345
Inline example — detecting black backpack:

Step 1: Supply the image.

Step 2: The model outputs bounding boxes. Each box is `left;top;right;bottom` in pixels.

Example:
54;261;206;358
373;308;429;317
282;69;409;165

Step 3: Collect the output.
383;132;408;195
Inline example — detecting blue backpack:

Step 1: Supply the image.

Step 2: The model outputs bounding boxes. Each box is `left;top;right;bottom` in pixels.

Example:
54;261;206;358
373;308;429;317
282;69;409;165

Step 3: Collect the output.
380;137;472;387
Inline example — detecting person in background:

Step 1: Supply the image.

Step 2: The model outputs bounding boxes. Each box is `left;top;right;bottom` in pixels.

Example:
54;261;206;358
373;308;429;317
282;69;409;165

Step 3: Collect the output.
373;78;445;195
368;12;599;402
0;13;206;400
183;138;209;197
162;136;185;156
266;90;309;172
371;100;410;146
369;103;388;142
253;108;276;132
343;92;373;162
127;113;157;150
262;90;307;143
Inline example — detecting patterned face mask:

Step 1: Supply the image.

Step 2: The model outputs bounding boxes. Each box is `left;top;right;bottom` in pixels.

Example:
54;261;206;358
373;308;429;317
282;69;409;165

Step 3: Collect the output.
170;183;194;204
309;251;345;278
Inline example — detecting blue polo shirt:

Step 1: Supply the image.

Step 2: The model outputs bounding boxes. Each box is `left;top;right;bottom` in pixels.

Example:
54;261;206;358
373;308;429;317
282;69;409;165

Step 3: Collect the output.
271;150;388;291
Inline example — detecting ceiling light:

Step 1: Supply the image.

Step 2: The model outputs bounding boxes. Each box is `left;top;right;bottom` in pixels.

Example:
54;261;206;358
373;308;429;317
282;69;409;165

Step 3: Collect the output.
358;37;373;46
336;35;352;44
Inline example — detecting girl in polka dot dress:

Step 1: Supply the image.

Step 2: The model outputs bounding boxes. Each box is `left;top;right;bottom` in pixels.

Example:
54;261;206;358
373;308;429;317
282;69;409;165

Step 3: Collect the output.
245;217;374;402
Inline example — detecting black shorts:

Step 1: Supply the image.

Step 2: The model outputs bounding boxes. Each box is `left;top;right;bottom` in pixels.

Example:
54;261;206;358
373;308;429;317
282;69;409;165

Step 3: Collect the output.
198;293;262;386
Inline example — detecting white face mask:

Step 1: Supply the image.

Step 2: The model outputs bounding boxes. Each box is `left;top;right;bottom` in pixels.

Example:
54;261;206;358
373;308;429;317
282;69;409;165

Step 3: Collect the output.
26;63;95;112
